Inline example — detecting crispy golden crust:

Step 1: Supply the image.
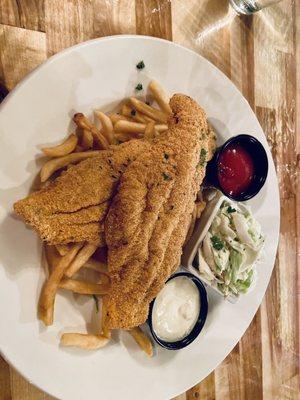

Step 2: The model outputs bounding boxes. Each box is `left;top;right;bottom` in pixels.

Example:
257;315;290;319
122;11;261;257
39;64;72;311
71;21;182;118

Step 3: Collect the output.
104;94;216;329
14;140;150;244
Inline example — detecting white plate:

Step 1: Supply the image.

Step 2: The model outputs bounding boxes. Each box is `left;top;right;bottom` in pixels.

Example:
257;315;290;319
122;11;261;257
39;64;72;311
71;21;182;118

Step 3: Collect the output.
0;35;280;400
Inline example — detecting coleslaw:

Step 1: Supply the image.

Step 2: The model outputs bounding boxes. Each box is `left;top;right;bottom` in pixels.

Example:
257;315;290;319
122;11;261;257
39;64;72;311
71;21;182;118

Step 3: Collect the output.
197;200;265;296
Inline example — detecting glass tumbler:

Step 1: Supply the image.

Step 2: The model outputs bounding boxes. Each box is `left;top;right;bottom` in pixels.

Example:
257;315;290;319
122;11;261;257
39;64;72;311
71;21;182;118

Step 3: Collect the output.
229;0;282;15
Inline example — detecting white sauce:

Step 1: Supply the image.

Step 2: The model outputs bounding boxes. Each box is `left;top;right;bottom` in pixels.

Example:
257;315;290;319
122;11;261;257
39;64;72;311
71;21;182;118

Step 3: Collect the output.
152;276;200;342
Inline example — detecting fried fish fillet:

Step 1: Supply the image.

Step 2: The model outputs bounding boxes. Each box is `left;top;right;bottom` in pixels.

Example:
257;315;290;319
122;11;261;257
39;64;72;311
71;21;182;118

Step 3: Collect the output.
14;140;150;245
103;94;216;329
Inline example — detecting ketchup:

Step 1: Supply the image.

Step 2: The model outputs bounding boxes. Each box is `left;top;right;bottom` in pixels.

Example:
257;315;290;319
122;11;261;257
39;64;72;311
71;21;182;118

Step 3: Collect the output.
218;144;254;196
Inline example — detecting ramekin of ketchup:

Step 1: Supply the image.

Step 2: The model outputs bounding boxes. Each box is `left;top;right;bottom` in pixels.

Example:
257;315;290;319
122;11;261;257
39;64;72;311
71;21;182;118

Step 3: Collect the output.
206;135;268;201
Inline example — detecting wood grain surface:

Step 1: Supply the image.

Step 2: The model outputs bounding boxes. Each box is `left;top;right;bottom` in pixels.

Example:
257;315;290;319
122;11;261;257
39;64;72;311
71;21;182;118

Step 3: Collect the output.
0;0;299;399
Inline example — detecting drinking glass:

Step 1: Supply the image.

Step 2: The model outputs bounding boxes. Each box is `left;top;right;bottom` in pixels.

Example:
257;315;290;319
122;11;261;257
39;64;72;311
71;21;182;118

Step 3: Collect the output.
229;0;282;15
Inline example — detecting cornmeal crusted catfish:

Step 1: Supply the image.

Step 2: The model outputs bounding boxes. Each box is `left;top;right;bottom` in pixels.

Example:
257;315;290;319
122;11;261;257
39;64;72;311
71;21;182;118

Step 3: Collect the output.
14;140;150;245
103;94;216;329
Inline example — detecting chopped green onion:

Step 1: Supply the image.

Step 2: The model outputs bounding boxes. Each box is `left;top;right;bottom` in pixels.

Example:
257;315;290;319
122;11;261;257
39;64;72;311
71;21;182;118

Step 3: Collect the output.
162;172;172;181
198;148;207;167
227;206;236;213
136;60;145;70
211;235;224;250
135;83;143;91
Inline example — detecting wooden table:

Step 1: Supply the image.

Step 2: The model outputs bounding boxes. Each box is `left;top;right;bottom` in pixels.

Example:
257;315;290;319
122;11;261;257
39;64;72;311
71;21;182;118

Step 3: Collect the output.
0;1;299;399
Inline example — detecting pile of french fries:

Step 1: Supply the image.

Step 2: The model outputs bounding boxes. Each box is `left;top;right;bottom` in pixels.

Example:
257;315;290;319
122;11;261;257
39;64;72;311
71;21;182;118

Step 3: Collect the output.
39;80;170;184
37;80;173;357
37;80;203;357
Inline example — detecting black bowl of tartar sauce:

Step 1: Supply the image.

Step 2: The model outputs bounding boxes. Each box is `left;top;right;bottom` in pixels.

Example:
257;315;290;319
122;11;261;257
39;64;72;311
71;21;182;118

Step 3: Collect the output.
148;272;208;350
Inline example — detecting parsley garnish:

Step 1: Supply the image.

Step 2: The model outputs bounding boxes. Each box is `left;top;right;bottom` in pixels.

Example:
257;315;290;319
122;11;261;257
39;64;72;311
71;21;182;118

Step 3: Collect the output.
199;148;207;167
135;83;143;91
227;206;236;213
130;109;136;116
162;172;171;181
164;153;169;160
92;295;99;313
136;60;145;70
211;235;224;250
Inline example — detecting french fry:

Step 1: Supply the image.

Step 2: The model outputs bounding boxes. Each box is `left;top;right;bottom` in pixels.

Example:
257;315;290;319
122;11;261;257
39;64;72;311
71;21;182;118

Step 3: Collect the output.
97;273;110;286
114;120;146;134
109;113;132;125
84;258;108;274
144;121;155;139
77;265;110;285
59;278;110;295
39;180;51;190
185;206;198;243
44;244;60;273
55;244;70;257
73;113;109;150
75;144;84;152
115;133;138;142
129;327;153;357
40;150;101;182
60;333;109;350
45;245;110;293
114;120;167;135
130;97;168;123
154;128;160;138
101;301;111;339
195;200;206;219
81;129;93;150
65;243;97;277
94;110;116;144
41;134;78;157
39;243;83;326
148;80;172;115
121;104;153;123
155;124;168;133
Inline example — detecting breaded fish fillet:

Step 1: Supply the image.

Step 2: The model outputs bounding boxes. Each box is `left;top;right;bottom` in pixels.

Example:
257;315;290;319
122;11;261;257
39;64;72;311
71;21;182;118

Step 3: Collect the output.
103;94;216;329
14;140;150;245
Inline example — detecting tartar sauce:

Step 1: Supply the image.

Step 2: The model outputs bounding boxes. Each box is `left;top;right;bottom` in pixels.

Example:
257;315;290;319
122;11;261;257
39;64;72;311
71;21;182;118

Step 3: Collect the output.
152;276;200;342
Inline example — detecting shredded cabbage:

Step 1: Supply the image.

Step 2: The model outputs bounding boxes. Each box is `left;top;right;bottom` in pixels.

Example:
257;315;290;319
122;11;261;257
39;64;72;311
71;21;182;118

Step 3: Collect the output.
197;200;264;297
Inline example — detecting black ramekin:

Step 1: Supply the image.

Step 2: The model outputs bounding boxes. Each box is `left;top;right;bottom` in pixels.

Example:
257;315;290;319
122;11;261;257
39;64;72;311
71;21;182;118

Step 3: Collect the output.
0;84;9;103
206;134;268;201
148;272;208;350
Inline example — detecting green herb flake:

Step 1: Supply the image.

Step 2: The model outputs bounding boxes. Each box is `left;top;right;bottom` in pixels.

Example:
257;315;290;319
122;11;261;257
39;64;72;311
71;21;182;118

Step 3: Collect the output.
136;60;145;70
135;83;143;91
211;235;224;250
162;172;172;181
199;148;207;167
227;206;236;213
164;153;169;160
92;295;99;313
